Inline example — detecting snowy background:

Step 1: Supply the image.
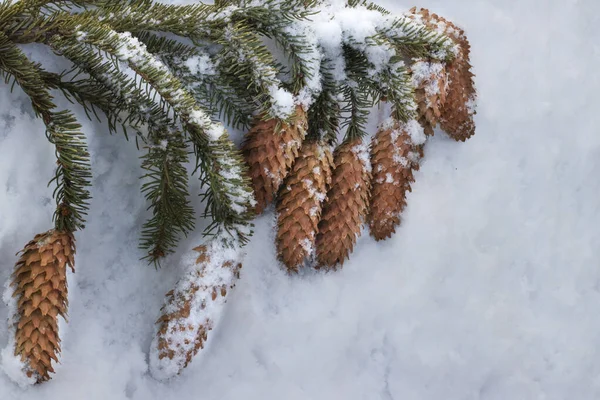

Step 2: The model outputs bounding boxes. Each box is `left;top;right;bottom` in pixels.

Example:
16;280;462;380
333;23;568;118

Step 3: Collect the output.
2;0;600;398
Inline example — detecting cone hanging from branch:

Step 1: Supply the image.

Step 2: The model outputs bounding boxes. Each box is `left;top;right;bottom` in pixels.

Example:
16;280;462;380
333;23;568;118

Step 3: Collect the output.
150;239;243;380
409;7;477;141
276;140;333;272
243;106;308;214
368;121;424;241
316;138;371;269
7;230;75;384
411;60;448;136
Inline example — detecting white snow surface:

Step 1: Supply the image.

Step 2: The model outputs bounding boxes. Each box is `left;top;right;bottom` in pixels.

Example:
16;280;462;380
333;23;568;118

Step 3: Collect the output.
1;0;600;399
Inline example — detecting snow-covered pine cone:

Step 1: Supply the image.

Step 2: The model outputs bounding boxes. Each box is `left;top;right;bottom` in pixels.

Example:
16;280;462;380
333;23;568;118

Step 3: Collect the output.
276;141;333;272
411;60;448;136
5;230;75;384
150;239;242;380
316;138;371;269
368;121;425;241
409;7;477;141
242;105;307;214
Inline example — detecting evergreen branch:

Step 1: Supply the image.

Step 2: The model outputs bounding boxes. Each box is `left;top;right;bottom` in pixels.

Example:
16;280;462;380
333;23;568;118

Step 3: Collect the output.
225;0;316;22
0;31;91;232
40;70;132;136
307;59;340;144
48;33;173;142
140;128;195;265
343;42;416;124
347;0;390;15
212;21;294;120
199;79;254;129
70;22;254;240
339;45;377;140
375;57;416;123
80;0;215;37
342;43;380;99
226;1;320;94
374;15;456;61
0;0;461;264
4;11;66;44
238;14;319;95
339;83;370;141
135;31;254;129
131;31;198;60
196;135;254;245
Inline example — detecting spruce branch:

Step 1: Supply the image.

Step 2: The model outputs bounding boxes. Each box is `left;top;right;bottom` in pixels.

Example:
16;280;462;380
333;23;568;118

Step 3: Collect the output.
70;22;254;239
131;31;199;60
81;0;215;37
47;33;172;141
340;44;379;140
347;0;391;15
343;40;416;124
340;83;370;141
0;0;470;268
47;36;196;261
375;57;416;123
137;32;253;129
226;0;320;94
307;59;340;144
0;31;91;232
374;15;456;62
40;70;137;138
140;128;195;265
212;21;294;120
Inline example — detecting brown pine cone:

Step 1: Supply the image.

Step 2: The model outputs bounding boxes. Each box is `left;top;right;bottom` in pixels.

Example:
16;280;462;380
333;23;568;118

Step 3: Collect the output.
409;7;477;141
316;138;371;269
9;230;75;383
368;122;423;241
276;141;334;272
151;239;242;380
411;60;448;136
242;105;307;214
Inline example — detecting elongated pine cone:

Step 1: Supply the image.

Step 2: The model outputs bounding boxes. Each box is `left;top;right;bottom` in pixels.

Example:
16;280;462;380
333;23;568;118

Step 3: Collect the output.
368;121;425;241
7;230;75;384
242;105;308;214
411;60;448;136
150;239;242;380
276;141;333;272
316;138;371;269
410;7;477;141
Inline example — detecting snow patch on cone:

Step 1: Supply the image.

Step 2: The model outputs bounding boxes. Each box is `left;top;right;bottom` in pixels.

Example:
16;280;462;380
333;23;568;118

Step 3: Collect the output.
149;236;244;381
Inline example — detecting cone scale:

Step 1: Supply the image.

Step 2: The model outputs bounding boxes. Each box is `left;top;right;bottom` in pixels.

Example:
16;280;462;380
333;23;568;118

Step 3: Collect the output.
276;141;334;272
409;7;477;141
368;122;424;241
5;230;75;384
412;61;448;136
243;105;308;214
316;138;371;269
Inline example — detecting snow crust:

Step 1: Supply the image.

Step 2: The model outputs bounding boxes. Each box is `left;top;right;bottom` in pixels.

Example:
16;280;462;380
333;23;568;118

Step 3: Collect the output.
2;0;600;399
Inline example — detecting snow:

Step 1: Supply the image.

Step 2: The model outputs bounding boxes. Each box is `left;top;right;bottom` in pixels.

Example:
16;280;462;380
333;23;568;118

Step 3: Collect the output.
411;60;446;98
268;85;295;119
351;140;372;173
183;54;216;76
302;178;326;203
2;0;600;399
405;119;427;145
